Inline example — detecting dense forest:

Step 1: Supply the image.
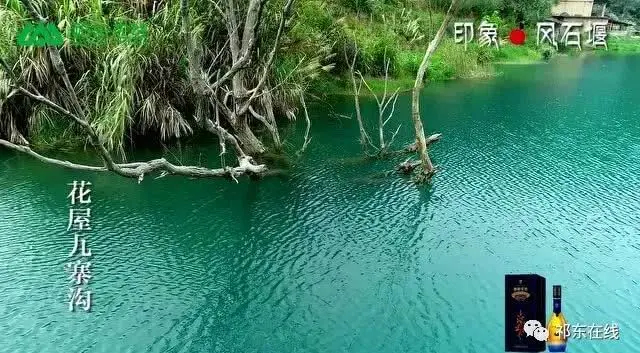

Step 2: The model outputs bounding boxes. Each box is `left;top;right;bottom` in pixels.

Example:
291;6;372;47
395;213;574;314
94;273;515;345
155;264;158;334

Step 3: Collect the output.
595;0;640;23
0;0;634;182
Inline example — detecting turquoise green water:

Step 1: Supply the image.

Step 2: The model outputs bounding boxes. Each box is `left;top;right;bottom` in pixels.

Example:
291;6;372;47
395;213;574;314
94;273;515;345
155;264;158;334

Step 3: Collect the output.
1;56;640;353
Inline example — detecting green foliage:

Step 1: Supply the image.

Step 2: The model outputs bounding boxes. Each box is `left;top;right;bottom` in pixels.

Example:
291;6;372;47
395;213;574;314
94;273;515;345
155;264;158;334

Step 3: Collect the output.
499;0;556;23
482;10;510;37
358;31;398;75
595;0;640;23
494;43;544;63
605;36;640;54
429;0;556;23
482;10;504;29
475;44;497;64
91;45;138;155
395;50;423;77
28;107;85;151
337;0;373;14
0;3;20;61
430;39;494;80
541;48;553;60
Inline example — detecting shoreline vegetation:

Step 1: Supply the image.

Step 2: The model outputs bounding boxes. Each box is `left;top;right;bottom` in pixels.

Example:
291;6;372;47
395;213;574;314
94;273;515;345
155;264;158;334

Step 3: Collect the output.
1;0;640;183
318;36;640;96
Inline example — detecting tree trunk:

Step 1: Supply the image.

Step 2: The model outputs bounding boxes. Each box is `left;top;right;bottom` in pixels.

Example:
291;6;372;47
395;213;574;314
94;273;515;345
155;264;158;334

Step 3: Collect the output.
411;0;459;180
411;87;434;174
378;111;385;151
234;117;266;155
345;46;371;152
261;89;283;149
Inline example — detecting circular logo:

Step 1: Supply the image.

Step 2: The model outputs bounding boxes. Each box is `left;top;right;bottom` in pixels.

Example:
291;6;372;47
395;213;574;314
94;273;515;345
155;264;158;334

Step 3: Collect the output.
509;29;526;45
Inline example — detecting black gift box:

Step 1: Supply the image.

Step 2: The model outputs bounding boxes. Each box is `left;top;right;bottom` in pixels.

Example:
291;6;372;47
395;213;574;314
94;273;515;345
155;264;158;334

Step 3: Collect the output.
505;274;546;352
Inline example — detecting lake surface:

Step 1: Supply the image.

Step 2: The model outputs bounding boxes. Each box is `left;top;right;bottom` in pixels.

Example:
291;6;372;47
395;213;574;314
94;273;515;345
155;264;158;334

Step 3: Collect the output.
1;55;640;353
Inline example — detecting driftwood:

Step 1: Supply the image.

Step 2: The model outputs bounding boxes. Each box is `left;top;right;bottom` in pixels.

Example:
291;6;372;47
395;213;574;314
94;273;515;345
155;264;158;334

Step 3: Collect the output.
396;159;421;174
0;139;265;181
404;133;442;152
395;158;440;176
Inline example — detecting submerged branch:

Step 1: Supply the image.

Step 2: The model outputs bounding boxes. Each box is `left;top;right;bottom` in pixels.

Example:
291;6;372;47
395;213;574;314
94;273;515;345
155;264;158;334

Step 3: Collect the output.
0;139;266;180
345;44;373;152
404;133;442;152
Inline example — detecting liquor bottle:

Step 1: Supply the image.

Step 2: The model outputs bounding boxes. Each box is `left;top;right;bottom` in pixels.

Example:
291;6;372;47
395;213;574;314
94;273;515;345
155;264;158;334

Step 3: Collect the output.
547;285;568;352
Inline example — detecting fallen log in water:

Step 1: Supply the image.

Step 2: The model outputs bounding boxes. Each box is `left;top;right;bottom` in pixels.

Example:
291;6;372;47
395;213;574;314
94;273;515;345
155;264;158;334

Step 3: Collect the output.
403;133;442;152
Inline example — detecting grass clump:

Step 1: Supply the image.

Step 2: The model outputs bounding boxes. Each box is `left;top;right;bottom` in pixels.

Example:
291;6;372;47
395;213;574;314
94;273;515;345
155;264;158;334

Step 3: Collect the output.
605;36;640;54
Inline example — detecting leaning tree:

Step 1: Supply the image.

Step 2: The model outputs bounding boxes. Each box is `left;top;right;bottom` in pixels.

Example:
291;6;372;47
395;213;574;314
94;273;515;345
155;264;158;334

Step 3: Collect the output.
409;0;460;182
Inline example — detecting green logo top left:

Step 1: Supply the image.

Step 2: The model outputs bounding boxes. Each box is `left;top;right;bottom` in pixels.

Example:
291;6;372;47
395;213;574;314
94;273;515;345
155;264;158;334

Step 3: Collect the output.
17;22;64;47
16;21;148;47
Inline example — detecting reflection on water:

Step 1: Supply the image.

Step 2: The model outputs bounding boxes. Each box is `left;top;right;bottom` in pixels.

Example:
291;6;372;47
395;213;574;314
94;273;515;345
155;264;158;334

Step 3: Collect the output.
1;56;640;353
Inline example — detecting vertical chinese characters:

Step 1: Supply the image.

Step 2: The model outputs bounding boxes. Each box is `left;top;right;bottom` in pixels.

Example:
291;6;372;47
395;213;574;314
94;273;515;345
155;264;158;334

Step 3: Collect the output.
66;181;93;312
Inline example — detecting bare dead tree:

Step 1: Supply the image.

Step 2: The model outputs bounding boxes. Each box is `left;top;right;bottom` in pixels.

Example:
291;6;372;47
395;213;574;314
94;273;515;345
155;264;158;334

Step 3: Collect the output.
344;44;374;153
345;44;403;158
359;49;401;154
181;0;296;157
410;0;460;182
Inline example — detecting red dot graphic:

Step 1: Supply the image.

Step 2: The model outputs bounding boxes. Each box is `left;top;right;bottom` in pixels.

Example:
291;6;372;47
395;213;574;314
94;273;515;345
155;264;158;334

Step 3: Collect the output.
509;29;526;45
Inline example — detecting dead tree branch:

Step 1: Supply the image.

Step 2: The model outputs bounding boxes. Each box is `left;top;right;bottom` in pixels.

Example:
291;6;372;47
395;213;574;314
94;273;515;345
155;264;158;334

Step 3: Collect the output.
9;84;267;180
404;133;441;152
357;49;401;154
344;44;374;153
296;91;312;156
0;138;264;181
241;0;295;114
191;0;297;155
